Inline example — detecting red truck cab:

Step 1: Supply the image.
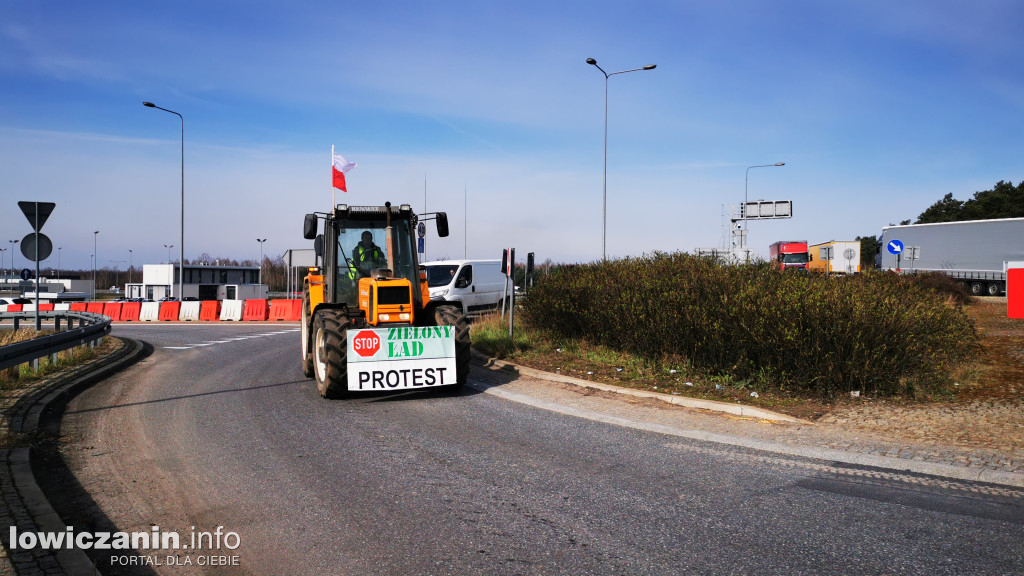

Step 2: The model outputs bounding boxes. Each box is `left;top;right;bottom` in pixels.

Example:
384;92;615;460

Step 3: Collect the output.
769;241;810;270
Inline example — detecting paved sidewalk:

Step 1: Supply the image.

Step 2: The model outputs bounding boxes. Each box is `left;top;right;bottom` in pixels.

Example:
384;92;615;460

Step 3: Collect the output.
471;353;1024;488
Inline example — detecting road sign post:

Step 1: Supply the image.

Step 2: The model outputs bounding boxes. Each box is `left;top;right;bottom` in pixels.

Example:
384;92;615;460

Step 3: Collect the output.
17;201;56;330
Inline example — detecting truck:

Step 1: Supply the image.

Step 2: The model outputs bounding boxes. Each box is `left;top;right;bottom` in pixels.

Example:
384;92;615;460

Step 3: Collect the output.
299;202;470;398
808;240;861;274
423;259;507;317
876;218;1024;296
768;240;810;270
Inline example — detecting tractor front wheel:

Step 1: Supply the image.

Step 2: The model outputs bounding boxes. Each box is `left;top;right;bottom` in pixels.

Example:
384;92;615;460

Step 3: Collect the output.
313;309;350;399
435;305;471;389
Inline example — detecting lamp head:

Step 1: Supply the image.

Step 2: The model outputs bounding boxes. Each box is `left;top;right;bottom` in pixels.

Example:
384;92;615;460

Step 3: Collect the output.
143;102;155;107
775;162;785;166
586;58;597;65
643;64;657;70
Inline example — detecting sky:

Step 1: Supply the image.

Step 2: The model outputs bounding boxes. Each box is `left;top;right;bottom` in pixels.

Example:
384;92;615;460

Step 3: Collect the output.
1;0;1022;273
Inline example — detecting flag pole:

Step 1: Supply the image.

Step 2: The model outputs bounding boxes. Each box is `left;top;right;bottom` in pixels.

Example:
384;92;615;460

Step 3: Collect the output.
331;144;336;212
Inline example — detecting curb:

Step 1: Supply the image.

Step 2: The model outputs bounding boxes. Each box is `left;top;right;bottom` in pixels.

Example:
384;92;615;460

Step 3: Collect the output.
470;350;809;423
2;337;148;576
470;351;1024;489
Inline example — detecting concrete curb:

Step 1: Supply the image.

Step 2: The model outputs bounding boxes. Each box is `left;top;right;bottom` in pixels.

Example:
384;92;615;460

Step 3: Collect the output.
2;337;147;575
470;351;1024;489
470;349;810;424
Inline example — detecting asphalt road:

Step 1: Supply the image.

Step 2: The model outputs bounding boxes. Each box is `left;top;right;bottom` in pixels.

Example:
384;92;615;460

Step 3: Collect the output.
51;323;1024;575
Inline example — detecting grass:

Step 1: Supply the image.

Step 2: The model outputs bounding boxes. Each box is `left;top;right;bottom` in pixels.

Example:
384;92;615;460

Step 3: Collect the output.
471;297;1017;422
0;329;107;390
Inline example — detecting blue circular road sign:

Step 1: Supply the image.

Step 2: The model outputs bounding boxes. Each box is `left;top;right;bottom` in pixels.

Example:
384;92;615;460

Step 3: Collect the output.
887;239;904;255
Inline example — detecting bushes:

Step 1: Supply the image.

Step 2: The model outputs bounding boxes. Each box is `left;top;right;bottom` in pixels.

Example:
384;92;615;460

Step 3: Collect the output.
520;253;979;397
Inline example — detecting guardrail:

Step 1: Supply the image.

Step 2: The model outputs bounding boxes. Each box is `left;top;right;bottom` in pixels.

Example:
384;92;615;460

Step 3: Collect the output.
0;311;112;371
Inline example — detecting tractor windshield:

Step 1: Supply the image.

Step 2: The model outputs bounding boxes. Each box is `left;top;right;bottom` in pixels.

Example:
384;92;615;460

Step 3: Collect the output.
334;217;418;303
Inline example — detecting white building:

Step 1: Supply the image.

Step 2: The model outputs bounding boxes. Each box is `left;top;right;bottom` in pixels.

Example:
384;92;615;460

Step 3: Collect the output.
125;264;267;301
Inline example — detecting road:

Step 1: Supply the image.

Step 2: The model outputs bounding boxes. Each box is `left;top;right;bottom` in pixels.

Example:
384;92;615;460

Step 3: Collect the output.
50;323;1024;575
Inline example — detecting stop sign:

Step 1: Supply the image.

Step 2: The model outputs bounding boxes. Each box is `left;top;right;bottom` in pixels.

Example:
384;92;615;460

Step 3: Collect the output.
352;330;381;357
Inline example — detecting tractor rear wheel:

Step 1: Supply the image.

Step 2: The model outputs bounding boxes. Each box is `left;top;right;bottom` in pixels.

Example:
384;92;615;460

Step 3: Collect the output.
301;285;314;378
435;305;471;388
313;309;350;398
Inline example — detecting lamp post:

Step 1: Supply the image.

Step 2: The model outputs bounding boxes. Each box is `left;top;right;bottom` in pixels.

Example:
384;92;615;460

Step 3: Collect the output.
256;238;267;291
0;248;6;281
144;101;184;300
586;58;656;261
164;244;174;264
93;231;99;299
743;162;786;263
57;247;62;281
128;249;133;285
8;240;19;278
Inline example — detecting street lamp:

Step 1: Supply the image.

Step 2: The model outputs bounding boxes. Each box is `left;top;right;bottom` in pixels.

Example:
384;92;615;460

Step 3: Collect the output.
0;248;6;280
743;162;786;263
57;247;62;281
257;238;267;290
586;57;656;261
110;260;126;292
164;244;174;264
128;249;133;284
144;101;184;300
93;231;99;299
8;240;19;277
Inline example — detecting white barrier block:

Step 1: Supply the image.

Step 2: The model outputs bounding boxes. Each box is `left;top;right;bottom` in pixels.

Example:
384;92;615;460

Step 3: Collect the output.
180;301;202;321
220;299;244;321
0;305;7;312
55;303;70;311
23;304;36;312
140;302;160;321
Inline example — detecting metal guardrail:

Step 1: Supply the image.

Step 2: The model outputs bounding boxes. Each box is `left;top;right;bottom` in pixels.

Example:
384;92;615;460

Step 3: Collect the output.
0;311;112;371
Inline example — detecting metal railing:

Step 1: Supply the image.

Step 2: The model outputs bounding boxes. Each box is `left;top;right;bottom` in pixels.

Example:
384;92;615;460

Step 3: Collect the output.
0;311;112;371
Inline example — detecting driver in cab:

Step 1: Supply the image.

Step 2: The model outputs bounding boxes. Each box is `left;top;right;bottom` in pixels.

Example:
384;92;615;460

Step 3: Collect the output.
350;231;386;278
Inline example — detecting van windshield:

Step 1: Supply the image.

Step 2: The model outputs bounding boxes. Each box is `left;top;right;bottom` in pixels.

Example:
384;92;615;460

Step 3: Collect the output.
425;265;460;287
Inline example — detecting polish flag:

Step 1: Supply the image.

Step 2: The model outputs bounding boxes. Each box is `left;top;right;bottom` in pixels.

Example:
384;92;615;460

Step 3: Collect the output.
332;153;357;192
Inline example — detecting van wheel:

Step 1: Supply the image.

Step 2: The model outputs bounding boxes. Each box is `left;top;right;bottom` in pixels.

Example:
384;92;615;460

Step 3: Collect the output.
969;282;984;296
986;282;1001;296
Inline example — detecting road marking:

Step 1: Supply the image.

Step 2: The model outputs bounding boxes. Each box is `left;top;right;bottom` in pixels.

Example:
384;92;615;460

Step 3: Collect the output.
161;329;298;350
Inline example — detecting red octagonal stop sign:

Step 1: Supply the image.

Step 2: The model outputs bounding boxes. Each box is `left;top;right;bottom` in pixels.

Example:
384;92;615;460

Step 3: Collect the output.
352;330;381;357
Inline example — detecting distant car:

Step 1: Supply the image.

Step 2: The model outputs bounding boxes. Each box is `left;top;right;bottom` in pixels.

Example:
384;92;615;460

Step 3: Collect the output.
0;297;32;306
159;296;179;302
182;297;199;301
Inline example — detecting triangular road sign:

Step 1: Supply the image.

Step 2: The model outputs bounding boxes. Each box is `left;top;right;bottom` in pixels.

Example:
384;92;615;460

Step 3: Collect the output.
18;201;56;232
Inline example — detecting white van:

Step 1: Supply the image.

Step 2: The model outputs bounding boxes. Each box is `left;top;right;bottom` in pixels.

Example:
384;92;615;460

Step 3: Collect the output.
423;259;507;316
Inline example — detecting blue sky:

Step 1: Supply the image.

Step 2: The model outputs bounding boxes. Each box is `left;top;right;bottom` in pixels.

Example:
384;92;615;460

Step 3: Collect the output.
2;0;1022;271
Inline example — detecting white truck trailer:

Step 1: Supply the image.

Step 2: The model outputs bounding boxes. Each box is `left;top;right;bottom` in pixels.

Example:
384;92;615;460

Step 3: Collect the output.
876;218;1024;296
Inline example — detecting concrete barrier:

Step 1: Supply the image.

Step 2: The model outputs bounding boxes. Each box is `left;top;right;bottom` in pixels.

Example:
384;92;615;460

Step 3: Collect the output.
55;303;70;312
86;302;104;314
243;299;269;321
220;299;244;321
140;302;160;321
158;301;181;321
180;301;201;321
70;303;88;312
7;305;23;313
